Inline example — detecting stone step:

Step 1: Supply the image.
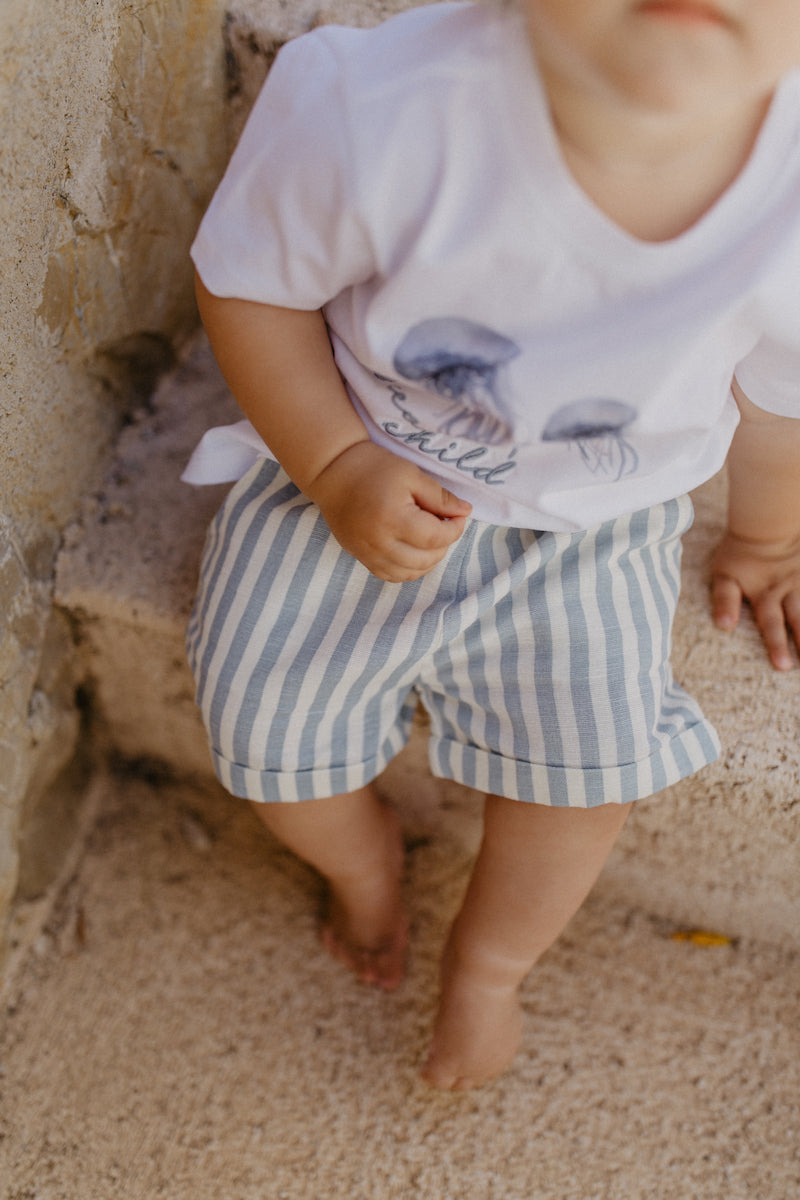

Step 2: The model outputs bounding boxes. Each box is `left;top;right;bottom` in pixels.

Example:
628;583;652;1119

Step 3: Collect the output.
55;333;800;946
55;335;239;780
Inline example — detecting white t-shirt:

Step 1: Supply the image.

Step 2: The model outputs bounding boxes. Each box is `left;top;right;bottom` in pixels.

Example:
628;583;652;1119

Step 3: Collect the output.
186;1;800;532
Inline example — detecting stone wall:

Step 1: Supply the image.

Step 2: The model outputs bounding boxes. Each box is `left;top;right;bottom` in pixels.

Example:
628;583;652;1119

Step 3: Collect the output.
0;0;434;983
0;0;230;955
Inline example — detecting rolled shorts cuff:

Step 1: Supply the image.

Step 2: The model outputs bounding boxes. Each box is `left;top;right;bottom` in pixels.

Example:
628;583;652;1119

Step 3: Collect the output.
209;735;407;804
428;718;721;808
210;709;720;807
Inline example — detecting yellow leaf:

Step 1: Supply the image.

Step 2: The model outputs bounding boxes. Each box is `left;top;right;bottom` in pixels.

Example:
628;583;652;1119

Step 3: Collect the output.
670;929;733;947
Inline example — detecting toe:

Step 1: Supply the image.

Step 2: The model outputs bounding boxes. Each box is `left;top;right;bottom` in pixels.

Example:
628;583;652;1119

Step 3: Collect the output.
419;1051;459;1091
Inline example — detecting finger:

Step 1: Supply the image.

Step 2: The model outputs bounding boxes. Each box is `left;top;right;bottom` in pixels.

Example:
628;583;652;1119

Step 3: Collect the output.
401;507;469;552
361;536;454;582
370;522;469;581
753;592;794;671
711;574;743;631
410;473;472;520
784;591;800;659
369;557;440;583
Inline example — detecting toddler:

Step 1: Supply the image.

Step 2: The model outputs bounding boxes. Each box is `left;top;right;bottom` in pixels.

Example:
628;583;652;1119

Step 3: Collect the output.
183;0;800;1090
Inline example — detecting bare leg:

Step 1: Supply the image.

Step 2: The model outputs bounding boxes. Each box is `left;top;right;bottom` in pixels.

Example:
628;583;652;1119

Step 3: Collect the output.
250;784;408;991
422;795;633;1090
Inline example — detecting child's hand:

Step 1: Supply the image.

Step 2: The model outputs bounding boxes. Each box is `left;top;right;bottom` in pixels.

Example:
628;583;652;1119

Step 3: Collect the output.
711;532;800;670
307;442;472;582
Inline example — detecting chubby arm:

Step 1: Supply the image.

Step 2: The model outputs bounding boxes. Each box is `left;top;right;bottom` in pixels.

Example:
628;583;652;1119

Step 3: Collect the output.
195;275;470;580
711;379;800;669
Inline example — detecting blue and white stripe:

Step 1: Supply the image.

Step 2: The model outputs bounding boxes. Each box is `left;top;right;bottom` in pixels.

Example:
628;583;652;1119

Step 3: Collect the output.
187;460;720;807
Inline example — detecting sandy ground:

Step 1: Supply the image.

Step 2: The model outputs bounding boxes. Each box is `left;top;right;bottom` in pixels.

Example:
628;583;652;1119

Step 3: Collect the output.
1;749;798;1200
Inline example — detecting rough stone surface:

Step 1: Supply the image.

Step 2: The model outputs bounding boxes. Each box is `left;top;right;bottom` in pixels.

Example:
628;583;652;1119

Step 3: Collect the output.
609;495;800;943
0;0;231;963
1;0;228;538
0;519;55;921
55;336;239;780
14;609;88;902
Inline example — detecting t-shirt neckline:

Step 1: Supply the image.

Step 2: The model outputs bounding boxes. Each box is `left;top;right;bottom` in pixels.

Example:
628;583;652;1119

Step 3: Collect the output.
497;10;800;270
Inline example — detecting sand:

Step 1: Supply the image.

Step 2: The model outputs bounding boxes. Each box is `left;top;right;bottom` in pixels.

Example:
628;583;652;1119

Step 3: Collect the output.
1;750;798;1200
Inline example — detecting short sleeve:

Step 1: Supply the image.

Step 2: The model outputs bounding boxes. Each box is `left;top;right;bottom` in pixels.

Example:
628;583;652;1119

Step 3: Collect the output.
735;334;800;418
190;32;375;309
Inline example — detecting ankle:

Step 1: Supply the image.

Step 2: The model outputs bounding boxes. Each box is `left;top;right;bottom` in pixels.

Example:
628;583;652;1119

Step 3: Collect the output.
323;836;399;893
443;934;532;995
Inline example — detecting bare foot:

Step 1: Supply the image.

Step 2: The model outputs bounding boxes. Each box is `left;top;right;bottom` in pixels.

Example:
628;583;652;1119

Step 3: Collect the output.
318;805;408;992
421;946;523;1090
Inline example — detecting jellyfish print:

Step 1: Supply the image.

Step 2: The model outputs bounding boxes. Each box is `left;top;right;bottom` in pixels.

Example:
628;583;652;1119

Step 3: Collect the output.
393;317;520;445
541;398;639;481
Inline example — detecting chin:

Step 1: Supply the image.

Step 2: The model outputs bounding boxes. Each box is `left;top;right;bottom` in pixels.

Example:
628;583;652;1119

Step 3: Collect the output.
606;60;735;116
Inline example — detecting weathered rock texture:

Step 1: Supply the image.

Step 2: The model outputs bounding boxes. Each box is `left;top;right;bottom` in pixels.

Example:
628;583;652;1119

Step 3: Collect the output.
0;0;230;959
0;0;446;975
56;341;239;783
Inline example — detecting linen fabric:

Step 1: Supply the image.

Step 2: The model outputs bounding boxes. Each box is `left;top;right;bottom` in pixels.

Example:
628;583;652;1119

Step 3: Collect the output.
186;461;719;807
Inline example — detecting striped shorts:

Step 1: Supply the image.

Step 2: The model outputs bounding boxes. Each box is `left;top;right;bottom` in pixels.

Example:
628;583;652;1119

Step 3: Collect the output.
187;460;720;808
